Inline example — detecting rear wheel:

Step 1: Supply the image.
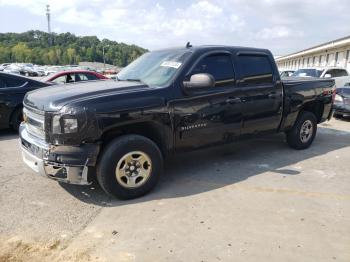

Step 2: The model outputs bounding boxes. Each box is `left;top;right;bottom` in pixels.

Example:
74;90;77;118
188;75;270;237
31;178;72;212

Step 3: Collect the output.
333;113;341;119
10;107;23;131
286;111;317;150
96;135;163;199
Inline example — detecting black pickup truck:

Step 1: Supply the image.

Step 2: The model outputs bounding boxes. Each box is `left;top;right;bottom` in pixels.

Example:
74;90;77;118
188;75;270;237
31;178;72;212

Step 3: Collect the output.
19;45;335;199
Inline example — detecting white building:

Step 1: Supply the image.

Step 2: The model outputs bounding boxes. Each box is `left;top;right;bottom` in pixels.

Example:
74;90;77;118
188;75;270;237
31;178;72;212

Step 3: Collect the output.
276;35;350;71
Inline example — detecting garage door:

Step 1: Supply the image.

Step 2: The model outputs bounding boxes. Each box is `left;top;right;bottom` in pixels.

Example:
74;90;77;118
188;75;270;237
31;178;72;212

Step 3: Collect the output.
336;51;346;67
328;53;335;67
320;55;327;66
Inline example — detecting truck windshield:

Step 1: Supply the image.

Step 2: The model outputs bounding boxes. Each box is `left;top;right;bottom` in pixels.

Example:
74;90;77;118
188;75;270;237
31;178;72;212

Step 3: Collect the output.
117;50;191;87
291;69;323;78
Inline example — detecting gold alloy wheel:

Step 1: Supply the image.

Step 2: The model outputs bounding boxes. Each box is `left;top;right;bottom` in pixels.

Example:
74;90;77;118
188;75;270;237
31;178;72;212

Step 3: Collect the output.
115;151;152;188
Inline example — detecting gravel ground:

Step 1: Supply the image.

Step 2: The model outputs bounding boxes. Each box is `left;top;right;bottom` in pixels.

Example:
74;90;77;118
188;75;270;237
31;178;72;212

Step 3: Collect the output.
0;118;349;261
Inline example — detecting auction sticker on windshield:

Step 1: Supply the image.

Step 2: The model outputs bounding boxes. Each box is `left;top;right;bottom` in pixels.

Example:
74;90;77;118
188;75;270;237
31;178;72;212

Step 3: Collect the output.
160;61;182;69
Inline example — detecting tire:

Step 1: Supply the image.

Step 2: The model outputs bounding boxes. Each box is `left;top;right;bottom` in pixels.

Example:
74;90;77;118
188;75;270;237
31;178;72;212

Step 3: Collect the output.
10;107;23;131
96;135;163;199
286;111;317;150
333;113;341;119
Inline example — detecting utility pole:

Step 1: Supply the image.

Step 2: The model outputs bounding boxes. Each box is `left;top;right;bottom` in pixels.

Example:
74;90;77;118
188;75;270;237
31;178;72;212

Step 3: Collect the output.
46;4;52;46
102;45;109;70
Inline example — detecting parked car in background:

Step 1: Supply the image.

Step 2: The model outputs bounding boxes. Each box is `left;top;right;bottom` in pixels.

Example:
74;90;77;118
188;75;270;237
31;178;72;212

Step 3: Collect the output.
280;70;295;78
0;63;11;71
105;74;119;80
3;64;21;75
42;70;108;84
292;67;350;87
19;64;39;77
333;86;350;118
0;72;52;130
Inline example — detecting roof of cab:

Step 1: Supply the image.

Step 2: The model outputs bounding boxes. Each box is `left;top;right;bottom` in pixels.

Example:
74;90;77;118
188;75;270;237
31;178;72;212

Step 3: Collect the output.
153;45;272;55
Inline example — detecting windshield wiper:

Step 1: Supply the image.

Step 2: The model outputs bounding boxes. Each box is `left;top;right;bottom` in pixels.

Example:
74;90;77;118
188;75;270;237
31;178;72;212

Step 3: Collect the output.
125;78;142;82
124;78;147;85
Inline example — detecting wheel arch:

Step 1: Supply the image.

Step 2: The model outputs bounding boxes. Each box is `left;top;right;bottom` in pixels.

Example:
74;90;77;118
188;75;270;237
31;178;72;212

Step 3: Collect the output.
9;104;23;127
100;121;172;157
301;100;324;123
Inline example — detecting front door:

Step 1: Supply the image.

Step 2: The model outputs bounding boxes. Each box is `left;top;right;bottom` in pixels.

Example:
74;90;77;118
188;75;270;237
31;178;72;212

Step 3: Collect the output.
170;52;244;151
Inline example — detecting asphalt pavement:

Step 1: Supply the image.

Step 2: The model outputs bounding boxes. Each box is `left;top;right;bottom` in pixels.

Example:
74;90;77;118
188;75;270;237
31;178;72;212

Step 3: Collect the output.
0;118;349;261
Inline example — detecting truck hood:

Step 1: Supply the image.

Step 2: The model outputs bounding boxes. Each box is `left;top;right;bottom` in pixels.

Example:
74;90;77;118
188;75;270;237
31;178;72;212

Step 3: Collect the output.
24;80;148;111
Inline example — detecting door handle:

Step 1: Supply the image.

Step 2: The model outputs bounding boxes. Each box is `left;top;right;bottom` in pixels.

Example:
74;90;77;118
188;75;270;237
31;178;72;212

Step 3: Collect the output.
226;97;242;104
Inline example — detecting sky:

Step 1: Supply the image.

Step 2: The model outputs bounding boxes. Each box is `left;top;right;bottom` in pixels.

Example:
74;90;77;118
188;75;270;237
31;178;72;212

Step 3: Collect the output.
0;0;349;56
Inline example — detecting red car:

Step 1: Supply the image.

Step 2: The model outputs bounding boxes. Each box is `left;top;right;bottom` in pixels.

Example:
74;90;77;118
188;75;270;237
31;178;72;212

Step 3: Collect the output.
43;70;108;84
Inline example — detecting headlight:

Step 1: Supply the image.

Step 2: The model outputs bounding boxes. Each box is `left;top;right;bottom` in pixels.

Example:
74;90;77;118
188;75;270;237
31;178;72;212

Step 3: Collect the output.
63;118;78;133
52;115;78;134
334;94;343;103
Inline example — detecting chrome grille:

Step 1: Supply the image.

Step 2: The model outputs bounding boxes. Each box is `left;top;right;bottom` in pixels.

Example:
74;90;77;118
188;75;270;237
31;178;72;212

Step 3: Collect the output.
23;107;45;139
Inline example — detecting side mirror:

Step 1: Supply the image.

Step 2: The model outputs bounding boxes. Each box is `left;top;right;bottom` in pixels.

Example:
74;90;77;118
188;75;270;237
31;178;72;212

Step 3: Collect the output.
183;73;215;89
324;74;332;78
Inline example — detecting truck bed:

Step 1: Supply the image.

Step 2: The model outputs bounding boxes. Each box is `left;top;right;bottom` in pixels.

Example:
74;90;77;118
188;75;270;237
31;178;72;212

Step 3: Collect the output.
280;76;335;131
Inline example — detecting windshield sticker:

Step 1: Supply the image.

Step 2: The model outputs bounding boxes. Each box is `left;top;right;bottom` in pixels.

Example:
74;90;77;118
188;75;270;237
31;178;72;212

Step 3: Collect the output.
160;61;182;69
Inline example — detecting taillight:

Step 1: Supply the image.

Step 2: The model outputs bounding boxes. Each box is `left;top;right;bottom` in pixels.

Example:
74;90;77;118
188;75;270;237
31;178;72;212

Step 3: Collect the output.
332;88;337;103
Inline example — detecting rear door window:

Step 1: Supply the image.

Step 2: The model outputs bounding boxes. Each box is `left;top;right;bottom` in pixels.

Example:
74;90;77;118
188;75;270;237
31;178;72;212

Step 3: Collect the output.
85;73;99;80
75;73;92;81
236;55;273;85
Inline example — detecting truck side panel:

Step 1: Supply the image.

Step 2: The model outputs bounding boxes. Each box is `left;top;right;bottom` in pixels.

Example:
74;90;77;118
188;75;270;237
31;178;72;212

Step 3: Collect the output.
279;78;334;131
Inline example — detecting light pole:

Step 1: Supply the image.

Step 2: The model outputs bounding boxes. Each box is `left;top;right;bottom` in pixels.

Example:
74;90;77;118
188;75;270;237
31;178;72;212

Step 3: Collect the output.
102;45;109;70
46;5;52;46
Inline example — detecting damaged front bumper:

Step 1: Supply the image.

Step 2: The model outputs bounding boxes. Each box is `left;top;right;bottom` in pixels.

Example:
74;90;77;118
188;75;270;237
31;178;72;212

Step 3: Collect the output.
19;123;99;185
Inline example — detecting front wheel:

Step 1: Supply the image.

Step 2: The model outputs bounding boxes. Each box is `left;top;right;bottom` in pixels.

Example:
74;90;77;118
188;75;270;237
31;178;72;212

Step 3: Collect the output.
96;135;163;199
286;111;317;150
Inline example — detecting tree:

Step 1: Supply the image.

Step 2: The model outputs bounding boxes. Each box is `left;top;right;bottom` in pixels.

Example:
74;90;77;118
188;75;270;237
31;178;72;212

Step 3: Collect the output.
0;30;147;65
11;43;31;62
66;48;76;64
0;45;11;62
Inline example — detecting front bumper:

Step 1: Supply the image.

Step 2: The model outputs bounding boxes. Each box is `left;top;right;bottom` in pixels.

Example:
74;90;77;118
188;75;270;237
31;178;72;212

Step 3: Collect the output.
19;123;99;185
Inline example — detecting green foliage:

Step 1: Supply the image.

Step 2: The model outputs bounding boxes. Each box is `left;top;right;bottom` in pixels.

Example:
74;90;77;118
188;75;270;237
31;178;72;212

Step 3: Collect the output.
0;30;147;66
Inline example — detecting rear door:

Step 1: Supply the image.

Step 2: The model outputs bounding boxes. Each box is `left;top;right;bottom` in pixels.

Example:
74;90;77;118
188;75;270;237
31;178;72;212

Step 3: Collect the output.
234;53;283;136
171;52;244;150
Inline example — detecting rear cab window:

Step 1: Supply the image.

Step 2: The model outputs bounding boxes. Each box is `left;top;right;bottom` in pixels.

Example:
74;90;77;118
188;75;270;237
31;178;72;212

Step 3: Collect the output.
235;54;274;85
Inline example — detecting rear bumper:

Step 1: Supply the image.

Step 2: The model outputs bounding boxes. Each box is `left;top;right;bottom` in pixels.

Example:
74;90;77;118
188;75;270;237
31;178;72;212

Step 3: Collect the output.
333;104;350;117
19;123;99;185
